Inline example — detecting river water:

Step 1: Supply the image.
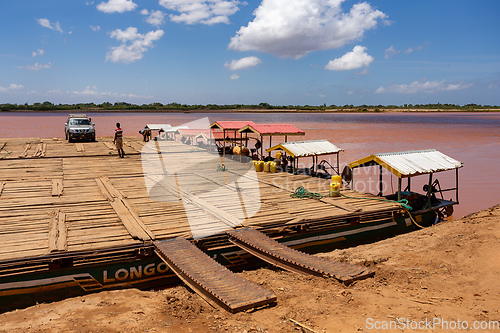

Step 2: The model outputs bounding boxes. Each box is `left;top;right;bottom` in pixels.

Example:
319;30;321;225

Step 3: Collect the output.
1;111;499;218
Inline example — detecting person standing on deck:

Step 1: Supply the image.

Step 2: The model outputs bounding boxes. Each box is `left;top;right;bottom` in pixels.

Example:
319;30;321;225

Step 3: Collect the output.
140;125;151;142
113;122;125;158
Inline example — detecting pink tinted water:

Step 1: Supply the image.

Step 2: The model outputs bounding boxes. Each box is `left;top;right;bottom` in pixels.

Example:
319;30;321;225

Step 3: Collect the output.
1;111;499;218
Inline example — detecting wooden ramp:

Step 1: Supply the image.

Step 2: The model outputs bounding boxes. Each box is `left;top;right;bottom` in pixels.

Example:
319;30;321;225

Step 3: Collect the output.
227;228;374;283
154;238;276;313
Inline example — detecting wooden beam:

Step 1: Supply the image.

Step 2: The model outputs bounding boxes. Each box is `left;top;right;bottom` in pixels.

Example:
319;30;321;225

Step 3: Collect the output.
75;142;85;152
48;209;67;252
19;143;31;158
51;178;64;197
103;142;116;151
319;197;362;213
95;177;154;241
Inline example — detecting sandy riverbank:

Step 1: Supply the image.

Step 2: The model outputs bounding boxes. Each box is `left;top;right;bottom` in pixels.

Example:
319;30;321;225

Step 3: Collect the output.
1;204;499;332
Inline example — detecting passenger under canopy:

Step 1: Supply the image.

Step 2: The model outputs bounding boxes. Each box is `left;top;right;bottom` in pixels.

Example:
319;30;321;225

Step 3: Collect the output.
239;123;305;159
266;139;343;177
348;149;463;214
209;121;256;155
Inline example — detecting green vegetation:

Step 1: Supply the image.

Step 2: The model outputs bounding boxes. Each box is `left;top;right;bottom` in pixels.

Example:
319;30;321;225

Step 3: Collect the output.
0;102;498;112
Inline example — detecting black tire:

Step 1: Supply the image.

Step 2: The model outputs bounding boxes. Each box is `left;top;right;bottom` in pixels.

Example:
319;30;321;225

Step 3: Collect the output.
68;137;74;143
65;131;68;140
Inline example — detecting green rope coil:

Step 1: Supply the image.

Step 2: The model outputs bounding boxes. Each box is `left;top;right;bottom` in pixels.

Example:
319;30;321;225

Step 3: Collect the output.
290;186;412;210
290;186;324;199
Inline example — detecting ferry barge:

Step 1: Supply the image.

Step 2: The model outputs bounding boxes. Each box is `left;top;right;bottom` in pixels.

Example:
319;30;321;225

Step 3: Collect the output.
0;128;462;313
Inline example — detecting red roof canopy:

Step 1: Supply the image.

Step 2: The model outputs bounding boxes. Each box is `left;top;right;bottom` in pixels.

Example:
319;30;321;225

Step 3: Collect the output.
209;121;256;131
238;124;305;136
178;129;226;140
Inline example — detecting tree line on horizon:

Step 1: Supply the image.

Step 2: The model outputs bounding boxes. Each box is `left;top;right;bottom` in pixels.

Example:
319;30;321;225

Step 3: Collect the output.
0;101;498;112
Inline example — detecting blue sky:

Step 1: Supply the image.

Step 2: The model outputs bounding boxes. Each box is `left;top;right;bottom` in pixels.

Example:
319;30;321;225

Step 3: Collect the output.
0;0;499;106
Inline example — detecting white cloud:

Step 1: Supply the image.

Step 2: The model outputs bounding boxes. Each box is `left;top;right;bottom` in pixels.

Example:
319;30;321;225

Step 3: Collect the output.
72;85;152;99
32;49;44;57
229;0;387;59
159;0;241;25
97;0;137;13
384;43;428;59
230;73;240;80
224;56;262;71
356;68;371;75
376;79;473;94
384;46;399;59
141;9;166;26
325;45;373;71
90;25;101;31
21;62;52;71
488;82;499;90
0;83;24;92
106;27;164;63
405;43;428;54
73;86;101;96
36;18;63;33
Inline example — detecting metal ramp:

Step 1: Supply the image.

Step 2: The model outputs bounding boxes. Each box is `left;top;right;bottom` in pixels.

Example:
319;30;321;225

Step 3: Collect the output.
227;228;374;283
154;238;276;313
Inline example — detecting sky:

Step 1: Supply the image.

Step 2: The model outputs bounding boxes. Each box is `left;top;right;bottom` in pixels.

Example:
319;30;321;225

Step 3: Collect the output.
0;0;499;106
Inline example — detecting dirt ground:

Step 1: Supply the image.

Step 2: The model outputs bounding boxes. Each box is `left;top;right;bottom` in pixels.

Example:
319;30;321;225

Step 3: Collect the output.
1;205;499;333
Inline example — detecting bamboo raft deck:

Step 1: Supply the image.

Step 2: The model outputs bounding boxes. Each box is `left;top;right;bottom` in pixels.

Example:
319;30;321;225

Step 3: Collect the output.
0;137;402;263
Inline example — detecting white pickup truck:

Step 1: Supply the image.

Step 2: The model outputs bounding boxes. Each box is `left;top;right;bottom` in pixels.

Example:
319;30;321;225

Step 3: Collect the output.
64;114;96;142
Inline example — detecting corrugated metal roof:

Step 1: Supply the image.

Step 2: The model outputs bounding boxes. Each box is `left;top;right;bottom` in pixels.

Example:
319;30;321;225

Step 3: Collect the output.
266;139;342;158
349;149;463;178
147;124;171;131
239;124;305;136
147;124;188;132
210;121;255;131
168;125;189;133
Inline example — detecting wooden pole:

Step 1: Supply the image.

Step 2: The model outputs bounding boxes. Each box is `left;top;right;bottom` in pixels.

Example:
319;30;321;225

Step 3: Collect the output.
397;177;402;201
336;152;340;175
378;165;383;196
223;130;226;157
209;128;212;153
260;135;263;159
269;136;272;158
351;170;354;190
426;173;433;208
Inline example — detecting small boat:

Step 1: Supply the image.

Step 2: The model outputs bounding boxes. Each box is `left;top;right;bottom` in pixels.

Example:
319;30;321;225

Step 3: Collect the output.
348;149;463;227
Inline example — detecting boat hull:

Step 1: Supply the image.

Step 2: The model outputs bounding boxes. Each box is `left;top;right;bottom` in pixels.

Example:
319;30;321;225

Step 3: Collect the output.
0;207;441;313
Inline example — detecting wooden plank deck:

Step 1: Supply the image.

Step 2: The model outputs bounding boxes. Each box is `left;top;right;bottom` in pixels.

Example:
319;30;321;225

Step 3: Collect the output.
0;138;402;262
